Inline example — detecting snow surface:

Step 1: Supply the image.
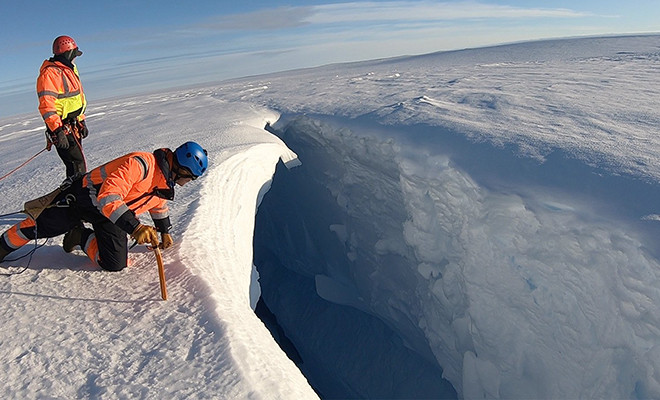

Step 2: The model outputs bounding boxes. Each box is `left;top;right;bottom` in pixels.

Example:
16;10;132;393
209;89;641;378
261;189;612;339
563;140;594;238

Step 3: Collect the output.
1;34;660;399
0;98;315;398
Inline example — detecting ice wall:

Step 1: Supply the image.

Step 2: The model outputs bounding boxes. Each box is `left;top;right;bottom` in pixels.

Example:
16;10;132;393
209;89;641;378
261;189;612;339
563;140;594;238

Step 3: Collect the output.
254;120;457;399
255;114;660;399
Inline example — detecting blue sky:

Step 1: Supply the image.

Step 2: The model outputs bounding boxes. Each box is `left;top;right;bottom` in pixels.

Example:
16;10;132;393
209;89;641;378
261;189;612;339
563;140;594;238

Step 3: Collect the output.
1;0;659;118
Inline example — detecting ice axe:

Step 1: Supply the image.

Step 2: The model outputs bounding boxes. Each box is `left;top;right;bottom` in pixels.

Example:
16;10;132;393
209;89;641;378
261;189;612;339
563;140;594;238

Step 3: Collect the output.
130;234;168;300
153;247;168;300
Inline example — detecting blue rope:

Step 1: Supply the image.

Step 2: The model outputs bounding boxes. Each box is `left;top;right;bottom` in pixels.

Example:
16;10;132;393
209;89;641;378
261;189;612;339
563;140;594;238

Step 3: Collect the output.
0;213;49;275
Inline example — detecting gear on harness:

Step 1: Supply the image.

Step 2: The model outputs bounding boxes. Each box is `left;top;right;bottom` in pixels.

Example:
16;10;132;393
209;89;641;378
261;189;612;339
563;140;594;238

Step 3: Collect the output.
46;119;84;151
23;174;80;220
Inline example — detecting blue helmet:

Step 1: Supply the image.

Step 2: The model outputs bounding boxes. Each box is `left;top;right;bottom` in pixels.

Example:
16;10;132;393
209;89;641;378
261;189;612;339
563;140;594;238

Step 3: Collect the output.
174;141;208;178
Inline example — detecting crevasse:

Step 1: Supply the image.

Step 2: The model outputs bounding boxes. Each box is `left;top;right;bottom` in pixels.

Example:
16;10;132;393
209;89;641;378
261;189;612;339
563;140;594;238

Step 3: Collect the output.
254;114;660;399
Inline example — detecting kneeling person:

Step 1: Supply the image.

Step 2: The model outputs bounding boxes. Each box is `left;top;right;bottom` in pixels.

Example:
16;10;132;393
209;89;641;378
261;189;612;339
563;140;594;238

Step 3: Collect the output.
0;141;208;271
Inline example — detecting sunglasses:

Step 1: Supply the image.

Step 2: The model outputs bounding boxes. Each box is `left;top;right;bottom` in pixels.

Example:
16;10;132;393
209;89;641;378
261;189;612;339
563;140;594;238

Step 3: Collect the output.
177;166;197;180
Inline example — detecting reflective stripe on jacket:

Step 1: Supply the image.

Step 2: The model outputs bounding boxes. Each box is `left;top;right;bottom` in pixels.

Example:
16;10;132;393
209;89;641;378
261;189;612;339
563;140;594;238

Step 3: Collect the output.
36;59;86;132
81;152;171;234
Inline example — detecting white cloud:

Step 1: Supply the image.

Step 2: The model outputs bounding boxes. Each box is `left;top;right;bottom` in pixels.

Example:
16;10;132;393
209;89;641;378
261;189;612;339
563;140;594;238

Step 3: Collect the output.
196;1;591;32
305;1;591;24
200;6;315;31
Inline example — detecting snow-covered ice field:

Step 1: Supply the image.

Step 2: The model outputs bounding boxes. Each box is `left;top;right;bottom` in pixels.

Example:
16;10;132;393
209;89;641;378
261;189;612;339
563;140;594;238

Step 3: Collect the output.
0;34;660;399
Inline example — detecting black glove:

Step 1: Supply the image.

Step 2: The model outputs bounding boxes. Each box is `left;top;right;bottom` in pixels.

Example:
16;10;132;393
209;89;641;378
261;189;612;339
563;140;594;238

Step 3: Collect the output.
78;120;89;139
52;127;69;149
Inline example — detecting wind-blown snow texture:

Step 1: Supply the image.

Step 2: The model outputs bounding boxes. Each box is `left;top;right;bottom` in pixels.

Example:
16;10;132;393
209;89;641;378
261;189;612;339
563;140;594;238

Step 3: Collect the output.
0;35;659;399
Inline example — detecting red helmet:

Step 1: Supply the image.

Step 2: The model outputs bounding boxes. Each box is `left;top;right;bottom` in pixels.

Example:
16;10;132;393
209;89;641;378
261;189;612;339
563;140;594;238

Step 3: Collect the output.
52;36;79;55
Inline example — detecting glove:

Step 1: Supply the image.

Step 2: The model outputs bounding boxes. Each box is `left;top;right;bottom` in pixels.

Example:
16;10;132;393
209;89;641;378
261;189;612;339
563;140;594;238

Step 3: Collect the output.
52;127;70;149
77;120;89;139
131;224;160;248
159;233;174;250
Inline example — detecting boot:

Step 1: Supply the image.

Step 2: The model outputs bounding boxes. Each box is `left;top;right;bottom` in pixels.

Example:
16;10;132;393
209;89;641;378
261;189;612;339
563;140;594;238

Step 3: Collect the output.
63;226;92;253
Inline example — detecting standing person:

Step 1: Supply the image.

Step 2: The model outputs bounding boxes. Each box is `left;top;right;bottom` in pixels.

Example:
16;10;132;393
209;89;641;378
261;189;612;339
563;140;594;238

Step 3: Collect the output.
0;142;209;271
37;35;89;178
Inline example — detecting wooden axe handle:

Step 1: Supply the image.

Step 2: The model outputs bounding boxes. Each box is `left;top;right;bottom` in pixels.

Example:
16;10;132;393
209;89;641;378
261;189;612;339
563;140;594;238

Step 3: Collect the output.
154;247;168;300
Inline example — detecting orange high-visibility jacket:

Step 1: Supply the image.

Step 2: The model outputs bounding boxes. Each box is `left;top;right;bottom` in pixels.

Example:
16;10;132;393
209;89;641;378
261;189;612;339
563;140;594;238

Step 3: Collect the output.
82;151;171;234
36;59;87;132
